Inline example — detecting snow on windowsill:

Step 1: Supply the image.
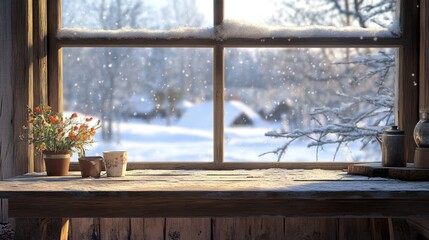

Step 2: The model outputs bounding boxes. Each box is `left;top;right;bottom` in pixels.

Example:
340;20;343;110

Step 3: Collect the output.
58;19;401;40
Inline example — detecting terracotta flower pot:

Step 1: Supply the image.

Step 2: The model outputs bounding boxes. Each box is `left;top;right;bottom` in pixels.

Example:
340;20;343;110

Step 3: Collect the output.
43;150;71;176
78;156;103;178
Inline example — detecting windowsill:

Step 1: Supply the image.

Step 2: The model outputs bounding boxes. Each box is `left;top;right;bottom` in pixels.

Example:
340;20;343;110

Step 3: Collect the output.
1;169;429;218
68;161;362;171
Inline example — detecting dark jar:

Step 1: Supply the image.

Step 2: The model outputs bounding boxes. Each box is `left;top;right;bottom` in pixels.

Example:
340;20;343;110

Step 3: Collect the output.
414;109;429;148
382;126;405;167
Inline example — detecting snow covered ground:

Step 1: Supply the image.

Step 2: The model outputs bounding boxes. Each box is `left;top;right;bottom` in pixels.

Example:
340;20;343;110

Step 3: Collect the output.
75;119;381;163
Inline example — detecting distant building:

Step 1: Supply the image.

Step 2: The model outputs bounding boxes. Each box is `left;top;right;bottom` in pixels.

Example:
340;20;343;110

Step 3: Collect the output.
263;100;293;122
177;100;266;129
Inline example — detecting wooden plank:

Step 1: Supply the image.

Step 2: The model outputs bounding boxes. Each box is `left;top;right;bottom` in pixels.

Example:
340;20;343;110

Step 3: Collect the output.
0;200;8;224
0;0;13;225
398;0;419;163
407;217;429;239
370;218;390;240
1;169;428;218
388;218;420;240
71;218;100;240
14;218;43;240
339;219;372;240
32;0;48;172
214;217;284;240
348;163;429;180
283;218;337;240
48;0;62;112
7;195;429;218
130;218;164;240
12;0;34;176
165;218;211;240
420;0;429;109
70;161;355;171
15;218;64;240
347;163;389;177
100;218;130;240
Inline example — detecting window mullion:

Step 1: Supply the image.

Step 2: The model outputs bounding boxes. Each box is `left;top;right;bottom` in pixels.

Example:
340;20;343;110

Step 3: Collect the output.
213;0;224;164
48;0;62;113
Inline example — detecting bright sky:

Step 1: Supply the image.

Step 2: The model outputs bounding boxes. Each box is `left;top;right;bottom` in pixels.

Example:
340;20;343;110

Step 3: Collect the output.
224;0;276;23
154;0;278;24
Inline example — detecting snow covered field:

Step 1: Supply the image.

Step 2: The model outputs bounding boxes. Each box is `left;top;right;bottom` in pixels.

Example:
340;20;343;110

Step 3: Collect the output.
75;119;381;163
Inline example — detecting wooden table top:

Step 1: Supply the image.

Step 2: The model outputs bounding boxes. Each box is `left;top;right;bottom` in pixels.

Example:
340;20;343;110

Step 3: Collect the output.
1;169;429;218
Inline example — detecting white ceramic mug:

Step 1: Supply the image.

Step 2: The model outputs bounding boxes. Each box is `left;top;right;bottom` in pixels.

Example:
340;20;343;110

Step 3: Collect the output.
103;151;128;177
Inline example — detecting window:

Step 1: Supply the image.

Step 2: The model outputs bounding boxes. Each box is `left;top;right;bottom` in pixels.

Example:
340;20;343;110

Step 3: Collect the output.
48;0;419;168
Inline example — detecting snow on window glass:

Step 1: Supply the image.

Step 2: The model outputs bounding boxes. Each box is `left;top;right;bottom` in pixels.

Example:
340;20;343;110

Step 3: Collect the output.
224;48;395;162
62;0;212;30
226;0;397;29
63;48;213;162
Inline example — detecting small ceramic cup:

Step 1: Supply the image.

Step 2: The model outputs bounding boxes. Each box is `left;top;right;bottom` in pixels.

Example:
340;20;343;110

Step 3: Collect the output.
103;151;128;177
78;156;103;178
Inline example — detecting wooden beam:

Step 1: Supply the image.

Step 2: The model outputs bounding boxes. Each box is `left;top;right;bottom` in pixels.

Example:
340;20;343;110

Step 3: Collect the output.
33;0;47;172
12;0;34;175
48;0;62;112
213;46;224;164
57;36;404;48
7;196;429;218
213;0;224;164
0;0;13;223
398;0;419;163
420;0;429;109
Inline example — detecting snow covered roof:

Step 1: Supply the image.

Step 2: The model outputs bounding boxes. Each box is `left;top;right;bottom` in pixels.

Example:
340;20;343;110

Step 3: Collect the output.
177;100;265;129
58;19;400;40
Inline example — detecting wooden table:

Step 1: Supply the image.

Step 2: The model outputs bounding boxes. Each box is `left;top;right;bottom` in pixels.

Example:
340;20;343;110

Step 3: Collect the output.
1;169;429;218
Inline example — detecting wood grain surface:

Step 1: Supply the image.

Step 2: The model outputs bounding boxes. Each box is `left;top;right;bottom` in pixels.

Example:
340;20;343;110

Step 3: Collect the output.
1;169;428;218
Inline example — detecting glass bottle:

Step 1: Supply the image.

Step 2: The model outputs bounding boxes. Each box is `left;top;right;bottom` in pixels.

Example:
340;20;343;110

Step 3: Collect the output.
414;109;429;148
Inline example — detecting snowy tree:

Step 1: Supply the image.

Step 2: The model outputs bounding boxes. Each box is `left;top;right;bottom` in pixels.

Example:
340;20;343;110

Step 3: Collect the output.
264;0;397;161
264;51;395;161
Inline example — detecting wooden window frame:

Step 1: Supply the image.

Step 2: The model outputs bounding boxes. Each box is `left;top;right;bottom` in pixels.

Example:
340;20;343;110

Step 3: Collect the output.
36;0;421;170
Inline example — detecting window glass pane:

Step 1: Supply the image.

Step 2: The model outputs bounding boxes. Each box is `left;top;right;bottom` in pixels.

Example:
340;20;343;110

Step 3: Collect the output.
225;0;397;28
62;0;212;30
63;48;213;162
224;48;396;162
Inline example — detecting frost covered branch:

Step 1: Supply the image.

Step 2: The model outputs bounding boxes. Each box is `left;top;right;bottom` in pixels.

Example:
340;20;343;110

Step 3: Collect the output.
264;51;395;162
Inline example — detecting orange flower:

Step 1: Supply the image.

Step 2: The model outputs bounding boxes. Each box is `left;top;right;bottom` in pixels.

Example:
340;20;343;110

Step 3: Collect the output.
43;106;52;111
71;113;78;118
85;117;93;122
68;131;75;140
73;126;79;131
38;143;46;150
34;107;41;113
49;116;57;123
